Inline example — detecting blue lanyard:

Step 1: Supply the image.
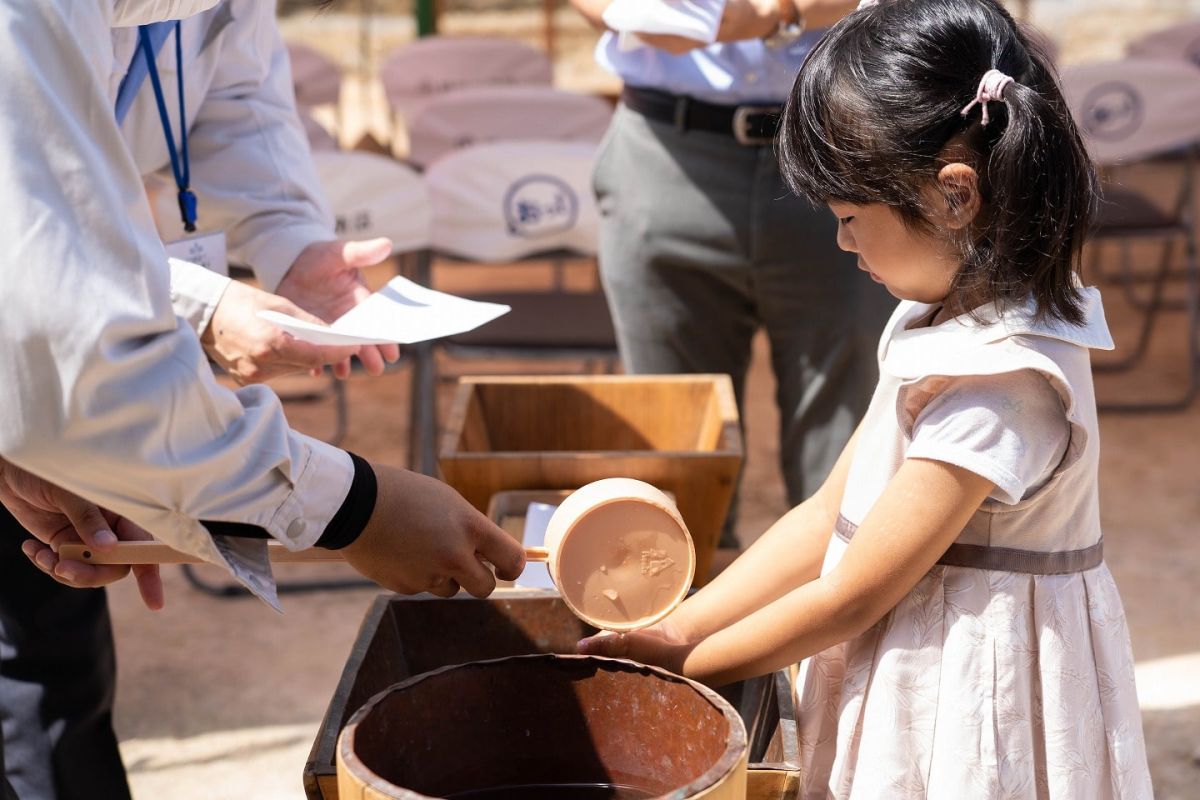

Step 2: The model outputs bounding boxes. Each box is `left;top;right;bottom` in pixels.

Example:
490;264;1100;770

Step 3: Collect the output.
138;22;197;233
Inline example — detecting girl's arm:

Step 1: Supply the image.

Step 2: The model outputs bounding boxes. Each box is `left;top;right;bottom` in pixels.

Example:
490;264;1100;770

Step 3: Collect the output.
676;458;994;685
580;423;861;659
656;424;862;642
581;455;993;686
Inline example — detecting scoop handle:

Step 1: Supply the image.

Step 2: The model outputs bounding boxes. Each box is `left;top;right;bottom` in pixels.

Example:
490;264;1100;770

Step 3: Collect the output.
57;541;553;565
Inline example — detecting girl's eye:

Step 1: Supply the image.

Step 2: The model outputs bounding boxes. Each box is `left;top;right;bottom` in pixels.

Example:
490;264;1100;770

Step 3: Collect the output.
838;216;855;225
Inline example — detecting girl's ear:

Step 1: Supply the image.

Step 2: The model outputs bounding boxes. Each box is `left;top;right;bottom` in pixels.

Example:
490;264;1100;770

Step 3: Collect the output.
933;162;982;230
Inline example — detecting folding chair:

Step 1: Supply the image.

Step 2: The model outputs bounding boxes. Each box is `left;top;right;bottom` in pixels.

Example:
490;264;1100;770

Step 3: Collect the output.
1126;19;1200;68
1061;58;1200;411
405;85;612;169
378;36;554;151
285;40;343;135
300;109;339;152
410;140;619;474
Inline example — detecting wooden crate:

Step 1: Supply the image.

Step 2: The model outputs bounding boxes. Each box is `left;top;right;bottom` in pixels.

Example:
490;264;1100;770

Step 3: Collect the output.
303;593;800;800
439;375;743;585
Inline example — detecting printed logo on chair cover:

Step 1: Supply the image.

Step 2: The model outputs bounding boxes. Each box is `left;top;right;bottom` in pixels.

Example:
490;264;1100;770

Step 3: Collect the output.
503;175;579;238
1081;81;1144;142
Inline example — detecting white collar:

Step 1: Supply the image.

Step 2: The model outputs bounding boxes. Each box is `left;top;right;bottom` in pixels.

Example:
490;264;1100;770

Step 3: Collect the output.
882;286;1115;368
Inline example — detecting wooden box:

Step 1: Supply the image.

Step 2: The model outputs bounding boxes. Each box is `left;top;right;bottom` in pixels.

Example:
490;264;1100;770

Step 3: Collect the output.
439;375;743;584
303;593;800;800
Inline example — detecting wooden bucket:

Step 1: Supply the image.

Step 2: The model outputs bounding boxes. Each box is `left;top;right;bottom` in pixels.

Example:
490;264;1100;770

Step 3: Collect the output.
336;654;748;800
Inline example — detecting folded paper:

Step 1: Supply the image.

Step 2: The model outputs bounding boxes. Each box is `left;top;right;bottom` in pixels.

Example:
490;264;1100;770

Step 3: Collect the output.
257;276;510;346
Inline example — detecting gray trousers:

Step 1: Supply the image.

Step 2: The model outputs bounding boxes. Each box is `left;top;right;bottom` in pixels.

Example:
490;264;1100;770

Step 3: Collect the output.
594;104;893;534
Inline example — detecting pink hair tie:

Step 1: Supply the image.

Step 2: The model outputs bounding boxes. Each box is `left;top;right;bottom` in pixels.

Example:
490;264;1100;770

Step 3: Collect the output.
961;68;1015;126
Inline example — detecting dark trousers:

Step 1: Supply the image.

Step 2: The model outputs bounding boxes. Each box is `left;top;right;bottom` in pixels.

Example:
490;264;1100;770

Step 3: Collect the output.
594;105;894;538
0;507;131;800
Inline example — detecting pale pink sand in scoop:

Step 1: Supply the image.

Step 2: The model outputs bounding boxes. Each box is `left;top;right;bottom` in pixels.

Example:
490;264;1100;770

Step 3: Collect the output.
545;479;695;632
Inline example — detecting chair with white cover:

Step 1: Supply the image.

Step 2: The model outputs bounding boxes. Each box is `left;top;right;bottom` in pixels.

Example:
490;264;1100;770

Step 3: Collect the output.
1126;20;1200;69
379;36;554;150
300;109;339;152
307;150;433;452
412;140;619;473
286;40;343;139
1061;58;1200;410
405;85;612;169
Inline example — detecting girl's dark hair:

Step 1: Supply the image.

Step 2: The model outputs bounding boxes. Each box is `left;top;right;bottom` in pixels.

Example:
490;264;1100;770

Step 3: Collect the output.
779;0;1098;324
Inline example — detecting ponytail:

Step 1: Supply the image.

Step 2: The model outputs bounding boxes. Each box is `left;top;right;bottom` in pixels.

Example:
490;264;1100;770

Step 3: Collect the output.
952;35;1099;325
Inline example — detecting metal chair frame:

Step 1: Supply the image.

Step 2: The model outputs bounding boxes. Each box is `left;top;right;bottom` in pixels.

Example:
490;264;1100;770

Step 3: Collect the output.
1089;148;1200;412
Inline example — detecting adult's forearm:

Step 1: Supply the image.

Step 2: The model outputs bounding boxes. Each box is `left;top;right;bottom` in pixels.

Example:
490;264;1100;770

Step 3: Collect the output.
568;0;612;29
0;0;352;570
184;0;333;291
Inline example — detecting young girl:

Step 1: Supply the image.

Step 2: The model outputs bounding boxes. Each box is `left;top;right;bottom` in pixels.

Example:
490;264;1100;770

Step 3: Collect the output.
579;0;1153;796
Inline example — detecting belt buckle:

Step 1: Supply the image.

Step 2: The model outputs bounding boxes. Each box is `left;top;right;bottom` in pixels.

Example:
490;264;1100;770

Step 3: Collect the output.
732;105;778;146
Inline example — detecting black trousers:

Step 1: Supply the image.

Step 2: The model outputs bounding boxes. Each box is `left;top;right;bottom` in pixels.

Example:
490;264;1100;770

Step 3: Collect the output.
0;507;131;800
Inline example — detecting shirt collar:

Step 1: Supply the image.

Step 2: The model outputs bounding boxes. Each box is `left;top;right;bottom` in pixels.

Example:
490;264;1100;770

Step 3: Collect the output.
882;286;1115;368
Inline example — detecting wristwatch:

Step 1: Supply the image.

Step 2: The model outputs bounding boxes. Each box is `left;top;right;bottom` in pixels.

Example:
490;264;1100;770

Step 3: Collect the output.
764;0;807;48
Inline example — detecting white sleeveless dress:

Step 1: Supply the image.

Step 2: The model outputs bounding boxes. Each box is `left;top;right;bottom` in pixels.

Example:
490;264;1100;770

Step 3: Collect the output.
795;288;1153;799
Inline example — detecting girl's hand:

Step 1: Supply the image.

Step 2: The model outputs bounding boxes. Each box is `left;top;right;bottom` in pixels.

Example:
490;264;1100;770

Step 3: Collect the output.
577;617;693;675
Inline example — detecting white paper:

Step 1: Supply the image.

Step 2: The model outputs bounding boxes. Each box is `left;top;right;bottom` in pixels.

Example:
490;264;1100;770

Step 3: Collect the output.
257;276;510;346
603;0;723;45
517;502;558;590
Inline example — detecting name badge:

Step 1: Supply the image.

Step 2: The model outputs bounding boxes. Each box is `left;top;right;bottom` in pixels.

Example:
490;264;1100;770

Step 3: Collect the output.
163;231;228;276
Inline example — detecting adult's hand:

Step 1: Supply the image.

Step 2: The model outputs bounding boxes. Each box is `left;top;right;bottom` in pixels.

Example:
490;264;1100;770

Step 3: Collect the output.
275;238;401;378
0;458;164;610
340;466;527;598
202;279;360;384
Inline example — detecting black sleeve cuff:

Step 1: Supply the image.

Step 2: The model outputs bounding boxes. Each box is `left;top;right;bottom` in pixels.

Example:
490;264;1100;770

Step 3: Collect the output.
314;451;377;550
199;452;377;551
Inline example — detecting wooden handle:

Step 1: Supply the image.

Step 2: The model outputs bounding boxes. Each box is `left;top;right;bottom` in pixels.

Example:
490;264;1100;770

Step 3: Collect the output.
57;542;554;565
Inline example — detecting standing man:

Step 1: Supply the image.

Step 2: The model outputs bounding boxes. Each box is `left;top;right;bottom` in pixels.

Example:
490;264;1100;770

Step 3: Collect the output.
570;0;893;546
0;3;525;799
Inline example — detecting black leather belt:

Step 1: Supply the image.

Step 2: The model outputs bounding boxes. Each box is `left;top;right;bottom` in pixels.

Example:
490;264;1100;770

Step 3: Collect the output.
621;86;782;146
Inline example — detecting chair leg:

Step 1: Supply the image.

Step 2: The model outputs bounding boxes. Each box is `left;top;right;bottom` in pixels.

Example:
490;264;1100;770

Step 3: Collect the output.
408;341;439;476
330;377;349;447
1095;236;1175;373
1099;227;1200;413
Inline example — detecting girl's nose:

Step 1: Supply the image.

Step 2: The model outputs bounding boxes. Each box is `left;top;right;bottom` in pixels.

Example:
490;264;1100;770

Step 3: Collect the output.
836;221;857;253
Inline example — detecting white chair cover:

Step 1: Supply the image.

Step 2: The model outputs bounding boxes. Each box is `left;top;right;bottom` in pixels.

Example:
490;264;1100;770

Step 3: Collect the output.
1061;58;1200;165
1126;20;1200;69
310;151;431;254
407;86;613;169
286;41;342;108
379;36;554;123
300;111;339;152
425;141;598;262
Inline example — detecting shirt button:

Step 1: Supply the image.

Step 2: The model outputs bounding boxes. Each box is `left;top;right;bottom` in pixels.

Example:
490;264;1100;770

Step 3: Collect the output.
745;71;759;83
287;519;307;540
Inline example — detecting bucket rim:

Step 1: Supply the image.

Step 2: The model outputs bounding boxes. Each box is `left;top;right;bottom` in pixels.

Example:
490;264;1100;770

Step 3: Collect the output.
337;652;749;800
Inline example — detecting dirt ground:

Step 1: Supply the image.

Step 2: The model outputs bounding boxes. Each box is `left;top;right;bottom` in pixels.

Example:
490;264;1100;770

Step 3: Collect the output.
101;3;1200;799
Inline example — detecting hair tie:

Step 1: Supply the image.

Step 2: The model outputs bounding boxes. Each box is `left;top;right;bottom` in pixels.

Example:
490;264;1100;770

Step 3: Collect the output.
960;69;1015;126
857;0;879;8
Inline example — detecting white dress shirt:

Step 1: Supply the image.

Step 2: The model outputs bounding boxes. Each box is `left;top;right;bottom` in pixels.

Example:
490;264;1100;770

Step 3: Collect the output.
0;0;353;608
115;0;337;335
